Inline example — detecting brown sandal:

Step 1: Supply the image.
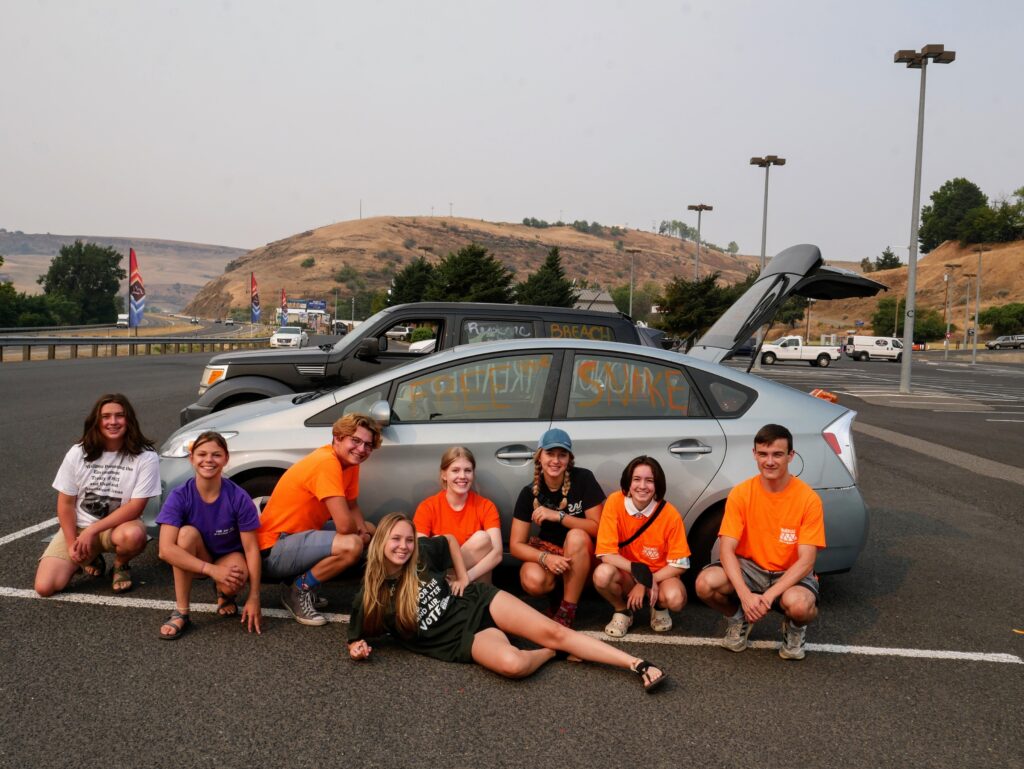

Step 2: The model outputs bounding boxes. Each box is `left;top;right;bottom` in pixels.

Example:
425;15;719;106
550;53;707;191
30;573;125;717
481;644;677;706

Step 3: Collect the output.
632;659;668;693
111;564;132;593
159;610;191;640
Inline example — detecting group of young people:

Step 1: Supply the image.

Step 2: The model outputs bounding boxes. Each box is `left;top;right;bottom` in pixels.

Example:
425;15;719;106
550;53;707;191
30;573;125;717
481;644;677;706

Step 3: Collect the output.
35;392;827;695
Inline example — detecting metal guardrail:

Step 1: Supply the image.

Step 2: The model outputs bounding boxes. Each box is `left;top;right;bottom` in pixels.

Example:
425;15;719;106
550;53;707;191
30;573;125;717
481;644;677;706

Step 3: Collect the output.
0;336;272;363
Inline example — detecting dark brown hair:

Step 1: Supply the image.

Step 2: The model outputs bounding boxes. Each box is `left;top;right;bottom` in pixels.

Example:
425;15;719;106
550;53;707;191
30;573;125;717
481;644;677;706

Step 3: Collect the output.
80;393;154;462
619;456;666;501
190;431;229;456
754;423;793;453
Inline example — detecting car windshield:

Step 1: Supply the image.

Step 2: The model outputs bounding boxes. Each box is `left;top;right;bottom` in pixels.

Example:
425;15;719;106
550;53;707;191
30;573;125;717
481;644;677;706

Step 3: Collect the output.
276;327;301;335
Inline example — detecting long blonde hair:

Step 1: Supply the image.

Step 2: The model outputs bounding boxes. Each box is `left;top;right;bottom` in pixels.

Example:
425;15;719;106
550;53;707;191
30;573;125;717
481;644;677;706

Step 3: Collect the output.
532;447;574;510
361;513;421;638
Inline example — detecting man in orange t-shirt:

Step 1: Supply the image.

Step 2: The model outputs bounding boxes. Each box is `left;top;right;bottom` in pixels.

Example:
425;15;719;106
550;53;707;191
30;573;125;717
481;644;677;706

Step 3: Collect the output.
695;423;825;660
257;413;381;626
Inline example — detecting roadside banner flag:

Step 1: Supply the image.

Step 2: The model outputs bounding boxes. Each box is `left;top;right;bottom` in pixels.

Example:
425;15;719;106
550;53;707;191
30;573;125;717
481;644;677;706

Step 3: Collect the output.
250;272;261;324
128;248;146;328
280;287;287;324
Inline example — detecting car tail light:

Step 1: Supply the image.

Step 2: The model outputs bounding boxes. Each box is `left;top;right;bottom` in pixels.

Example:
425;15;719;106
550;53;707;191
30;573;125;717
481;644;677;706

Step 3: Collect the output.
823;410;858;482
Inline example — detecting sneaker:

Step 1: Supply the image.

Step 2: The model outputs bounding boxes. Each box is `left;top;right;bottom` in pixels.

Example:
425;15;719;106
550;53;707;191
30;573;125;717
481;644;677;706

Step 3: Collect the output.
650;608;672;633
281;583;326;626
311;590;329;611
722;617;752;652
779;619;807;660
552;601;577;629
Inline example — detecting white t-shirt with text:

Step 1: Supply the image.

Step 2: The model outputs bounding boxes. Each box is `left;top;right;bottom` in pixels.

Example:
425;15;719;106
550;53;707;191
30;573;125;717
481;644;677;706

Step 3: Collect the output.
52;445;161;528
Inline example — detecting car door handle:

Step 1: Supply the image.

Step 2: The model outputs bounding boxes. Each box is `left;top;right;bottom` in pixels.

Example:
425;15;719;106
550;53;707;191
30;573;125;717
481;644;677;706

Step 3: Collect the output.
669;440;712;455
495;445;535;462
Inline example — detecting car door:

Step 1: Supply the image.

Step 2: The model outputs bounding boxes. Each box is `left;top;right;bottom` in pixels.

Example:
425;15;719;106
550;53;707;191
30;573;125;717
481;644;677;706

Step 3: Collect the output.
547;349;726;523
355;349;562;538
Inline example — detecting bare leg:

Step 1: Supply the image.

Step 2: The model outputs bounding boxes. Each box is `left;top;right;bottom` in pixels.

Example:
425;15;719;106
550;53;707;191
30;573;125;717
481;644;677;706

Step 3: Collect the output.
34;557;80;597
656;576;687;611
519;561;556;597
460;530;497;583
560;529;594;604
779;585;818;625
110;520;147;569
487;591;641;672
309;533;364;582
695;565;738;616
161;526;208;636
471;627;556;678
592;563;635;612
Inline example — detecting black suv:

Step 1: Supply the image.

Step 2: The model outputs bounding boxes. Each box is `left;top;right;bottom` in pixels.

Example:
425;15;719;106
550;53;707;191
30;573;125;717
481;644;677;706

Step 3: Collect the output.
181;302;663;424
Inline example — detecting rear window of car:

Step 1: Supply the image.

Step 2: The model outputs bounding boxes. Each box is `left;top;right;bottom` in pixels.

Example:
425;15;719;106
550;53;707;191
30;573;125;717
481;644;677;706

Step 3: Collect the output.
460;319;536;344
565;353;707;419
547;322;615;342
687;368;758;418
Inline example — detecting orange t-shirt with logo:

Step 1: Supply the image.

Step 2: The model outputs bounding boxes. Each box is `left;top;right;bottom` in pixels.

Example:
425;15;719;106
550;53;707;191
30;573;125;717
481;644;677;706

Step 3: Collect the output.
719;474;825;572
413;490;500;546
595;491;690;570
256;445;359;550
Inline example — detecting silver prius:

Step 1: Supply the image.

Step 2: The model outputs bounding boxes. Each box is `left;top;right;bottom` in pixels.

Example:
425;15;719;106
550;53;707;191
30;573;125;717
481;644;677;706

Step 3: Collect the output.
157;245;885;575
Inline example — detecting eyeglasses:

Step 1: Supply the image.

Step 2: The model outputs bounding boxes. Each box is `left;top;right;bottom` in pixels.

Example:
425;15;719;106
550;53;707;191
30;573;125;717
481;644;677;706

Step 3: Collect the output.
336;434;375;452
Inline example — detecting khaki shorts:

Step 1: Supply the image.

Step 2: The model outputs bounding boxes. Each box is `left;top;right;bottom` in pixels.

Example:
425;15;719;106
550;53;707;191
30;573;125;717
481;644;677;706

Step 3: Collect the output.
40;526;122;562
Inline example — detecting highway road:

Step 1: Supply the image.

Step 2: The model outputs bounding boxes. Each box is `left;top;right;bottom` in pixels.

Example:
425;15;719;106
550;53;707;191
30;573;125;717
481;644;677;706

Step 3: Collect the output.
0;353;1021;769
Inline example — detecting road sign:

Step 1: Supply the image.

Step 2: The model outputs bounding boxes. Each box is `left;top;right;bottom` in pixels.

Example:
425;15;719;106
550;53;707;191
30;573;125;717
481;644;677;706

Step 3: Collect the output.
968;328;975;337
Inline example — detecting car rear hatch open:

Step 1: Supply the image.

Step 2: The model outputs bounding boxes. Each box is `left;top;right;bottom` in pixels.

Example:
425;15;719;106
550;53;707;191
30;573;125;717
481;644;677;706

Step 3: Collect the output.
687;243;887;363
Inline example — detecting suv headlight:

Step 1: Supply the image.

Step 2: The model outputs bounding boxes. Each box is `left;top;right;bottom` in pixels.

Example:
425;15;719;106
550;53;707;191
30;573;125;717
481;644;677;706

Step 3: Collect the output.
160;430;238;458
198;365;229;394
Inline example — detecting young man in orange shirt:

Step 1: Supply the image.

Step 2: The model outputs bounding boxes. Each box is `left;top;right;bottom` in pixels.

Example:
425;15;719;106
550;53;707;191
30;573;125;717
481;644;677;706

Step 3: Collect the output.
695;424;825;660
256;414;381;626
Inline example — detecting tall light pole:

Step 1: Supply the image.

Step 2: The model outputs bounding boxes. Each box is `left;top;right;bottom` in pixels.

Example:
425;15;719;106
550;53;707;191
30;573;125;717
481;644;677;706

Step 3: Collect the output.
972;246;990;365
962;273;975;350
626;248;641;317
687;204;712;281
943;262;958;360
894;43;956;393
750;155;786;372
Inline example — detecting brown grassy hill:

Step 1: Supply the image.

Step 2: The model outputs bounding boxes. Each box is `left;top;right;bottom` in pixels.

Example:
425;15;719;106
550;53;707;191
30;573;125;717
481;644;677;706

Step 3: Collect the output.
803;240;1024;339
185;216;759;318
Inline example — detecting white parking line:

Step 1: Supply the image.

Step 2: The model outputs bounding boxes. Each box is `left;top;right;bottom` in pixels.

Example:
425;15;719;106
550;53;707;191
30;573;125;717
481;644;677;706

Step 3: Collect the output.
0;517;57;547
0;587;1019;665
987;419;1024;423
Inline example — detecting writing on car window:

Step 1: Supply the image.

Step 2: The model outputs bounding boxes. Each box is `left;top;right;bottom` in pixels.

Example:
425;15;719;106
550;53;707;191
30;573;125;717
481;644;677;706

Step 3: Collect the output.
547;322;614;342
461;320;535;344
567;355;706;419
394;354;552;422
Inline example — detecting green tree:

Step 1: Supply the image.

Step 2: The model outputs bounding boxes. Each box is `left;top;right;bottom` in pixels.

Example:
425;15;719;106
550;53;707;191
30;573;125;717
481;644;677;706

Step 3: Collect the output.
389;256;435;305
874;247;902;271
870;297;944;339
515;247;579;307
777;295;808;329
656;272;735;337
37;240;126;324
610;281;659;322
727;241;739;254
979;303;1024;335
859;257;876;273
424;244;514;303
918;178;988;253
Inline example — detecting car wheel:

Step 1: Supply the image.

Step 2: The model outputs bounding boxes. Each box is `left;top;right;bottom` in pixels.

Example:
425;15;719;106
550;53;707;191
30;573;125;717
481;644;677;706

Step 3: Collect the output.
816;354;831;368
895;352;902;362
762;352;776;365
858;352;869;362
684;505;725;590
237;472;284;512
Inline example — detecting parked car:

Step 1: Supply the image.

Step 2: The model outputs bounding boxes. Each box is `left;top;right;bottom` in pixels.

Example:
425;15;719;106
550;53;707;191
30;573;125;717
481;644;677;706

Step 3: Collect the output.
180;302;665;425
157;244;885;574
269;326;309;349
986;335;1024;350
224;318;235;326
843;335;903;362
759;336;842;367
385;326;412;341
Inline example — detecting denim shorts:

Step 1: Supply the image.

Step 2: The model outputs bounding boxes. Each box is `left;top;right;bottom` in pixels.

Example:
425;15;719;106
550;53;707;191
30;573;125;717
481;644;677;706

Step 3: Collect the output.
262;530;337;581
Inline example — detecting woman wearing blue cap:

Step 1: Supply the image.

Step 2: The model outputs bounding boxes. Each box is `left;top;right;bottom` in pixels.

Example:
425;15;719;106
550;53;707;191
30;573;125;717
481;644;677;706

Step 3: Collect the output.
509;428;605;628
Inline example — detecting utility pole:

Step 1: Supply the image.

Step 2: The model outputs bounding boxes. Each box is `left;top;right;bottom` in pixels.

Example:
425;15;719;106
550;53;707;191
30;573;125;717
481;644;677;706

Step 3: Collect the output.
943;263;958;360
972;246;990;365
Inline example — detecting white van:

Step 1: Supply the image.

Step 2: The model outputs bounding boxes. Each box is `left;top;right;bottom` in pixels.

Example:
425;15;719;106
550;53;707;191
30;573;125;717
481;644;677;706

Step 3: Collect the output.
844;335;903;362
116;313;129;328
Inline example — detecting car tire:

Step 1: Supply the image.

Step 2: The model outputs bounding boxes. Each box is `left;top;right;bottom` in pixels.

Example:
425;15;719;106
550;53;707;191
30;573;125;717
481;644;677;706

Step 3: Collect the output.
762;352;776;365
816;354;831;368
895;352;902;362
858;352;870;362
237;473;284;513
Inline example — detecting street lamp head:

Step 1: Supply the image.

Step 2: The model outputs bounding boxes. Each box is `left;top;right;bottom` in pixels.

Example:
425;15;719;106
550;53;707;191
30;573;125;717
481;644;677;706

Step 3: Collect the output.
687;204;713;212
895;45;955;68
750;155;786;167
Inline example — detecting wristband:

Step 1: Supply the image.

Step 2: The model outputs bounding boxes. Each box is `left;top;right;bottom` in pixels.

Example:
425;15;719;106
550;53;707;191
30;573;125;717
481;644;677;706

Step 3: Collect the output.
538;552;548;570
558;511;566;524
630;562;653;589
200;562;207;576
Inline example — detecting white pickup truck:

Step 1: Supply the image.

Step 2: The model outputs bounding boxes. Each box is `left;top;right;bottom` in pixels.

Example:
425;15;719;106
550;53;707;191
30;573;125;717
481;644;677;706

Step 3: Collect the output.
759;335;842;367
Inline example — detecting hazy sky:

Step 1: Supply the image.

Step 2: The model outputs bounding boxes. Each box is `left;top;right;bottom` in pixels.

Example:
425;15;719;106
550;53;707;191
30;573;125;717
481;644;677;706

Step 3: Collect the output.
2;1;1021;262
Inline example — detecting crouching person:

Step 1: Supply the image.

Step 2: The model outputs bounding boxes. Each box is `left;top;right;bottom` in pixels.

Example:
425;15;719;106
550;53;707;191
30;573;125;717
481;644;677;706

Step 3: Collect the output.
255;414;381;626
593;456;689;638
156;431;262;639
695;424;825;660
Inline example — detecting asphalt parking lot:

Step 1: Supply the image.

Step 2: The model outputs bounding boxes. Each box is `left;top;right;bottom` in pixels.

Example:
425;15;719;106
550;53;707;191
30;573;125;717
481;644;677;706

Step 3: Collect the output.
0;352;1021;769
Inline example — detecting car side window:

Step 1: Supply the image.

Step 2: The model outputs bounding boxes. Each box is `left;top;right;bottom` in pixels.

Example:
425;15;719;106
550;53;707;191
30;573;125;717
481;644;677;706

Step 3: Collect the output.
381;319;442;350
393;353;554;422
460;319;535;345
305;388;387;427
566;354;707;419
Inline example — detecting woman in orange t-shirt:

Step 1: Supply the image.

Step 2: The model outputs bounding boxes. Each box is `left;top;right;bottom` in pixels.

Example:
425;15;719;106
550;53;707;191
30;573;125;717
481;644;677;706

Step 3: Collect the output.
413;447;503;583
593;456;690;638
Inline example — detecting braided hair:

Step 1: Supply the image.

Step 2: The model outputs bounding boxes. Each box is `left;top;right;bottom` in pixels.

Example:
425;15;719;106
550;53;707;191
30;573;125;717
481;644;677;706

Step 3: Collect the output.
532;448;575;510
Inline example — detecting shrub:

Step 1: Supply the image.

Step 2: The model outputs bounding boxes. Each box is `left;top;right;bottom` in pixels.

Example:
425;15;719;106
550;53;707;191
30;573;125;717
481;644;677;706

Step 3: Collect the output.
410;327;435;343
403;238;416;249
301;257;315;268
334;264;359;283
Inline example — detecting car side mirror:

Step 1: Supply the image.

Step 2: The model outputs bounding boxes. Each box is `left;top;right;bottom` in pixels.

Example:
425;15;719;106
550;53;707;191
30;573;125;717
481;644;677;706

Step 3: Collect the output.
356;338;379;361
369;399;391;427
378;336;388;353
